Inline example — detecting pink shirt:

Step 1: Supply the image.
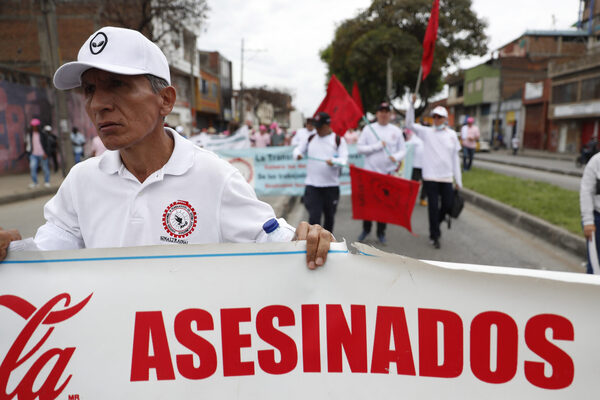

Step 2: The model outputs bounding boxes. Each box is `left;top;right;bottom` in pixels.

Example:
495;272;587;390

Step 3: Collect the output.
252;132;271;148
31;132;45;156
461;125;480;149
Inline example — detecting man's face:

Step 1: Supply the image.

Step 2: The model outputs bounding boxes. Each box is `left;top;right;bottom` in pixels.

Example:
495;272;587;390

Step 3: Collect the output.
81;69;166;151
306;122;314;131
316;124;331;136
433;115;446;127
376;109;391;125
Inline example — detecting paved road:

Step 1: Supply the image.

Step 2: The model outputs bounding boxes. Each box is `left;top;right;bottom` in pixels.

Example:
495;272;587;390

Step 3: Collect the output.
287;195;585;273
473;160;581;191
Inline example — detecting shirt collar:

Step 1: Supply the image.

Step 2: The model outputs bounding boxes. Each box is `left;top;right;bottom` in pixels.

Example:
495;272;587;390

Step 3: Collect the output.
98;128;195;177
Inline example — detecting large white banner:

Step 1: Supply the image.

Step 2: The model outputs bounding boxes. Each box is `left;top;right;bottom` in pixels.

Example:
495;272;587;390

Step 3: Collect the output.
1;242;600;399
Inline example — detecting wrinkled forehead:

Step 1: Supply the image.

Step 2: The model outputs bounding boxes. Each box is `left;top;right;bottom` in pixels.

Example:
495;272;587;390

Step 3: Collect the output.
80;68;142;84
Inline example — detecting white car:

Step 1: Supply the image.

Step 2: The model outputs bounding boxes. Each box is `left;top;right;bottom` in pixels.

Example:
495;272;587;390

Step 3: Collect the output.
477;140;490;152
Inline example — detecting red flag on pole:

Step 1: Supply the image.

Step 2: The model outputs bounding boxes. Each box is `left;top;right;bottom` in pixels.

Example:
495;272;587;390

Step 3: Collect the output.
315;75;363;136
350;165;420;233
420;0;439;81
351;81;364;115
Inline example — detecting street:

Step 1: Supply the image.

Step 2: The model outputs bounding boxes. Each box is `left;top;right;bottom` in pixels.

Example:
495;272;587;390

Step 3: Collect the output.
287;194;585;274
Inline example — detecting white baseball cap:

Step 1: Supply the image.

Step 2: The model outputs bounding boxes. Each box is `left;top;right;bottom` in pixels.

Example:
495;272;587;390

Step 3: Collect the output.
53;26;171;90
431;106;448;118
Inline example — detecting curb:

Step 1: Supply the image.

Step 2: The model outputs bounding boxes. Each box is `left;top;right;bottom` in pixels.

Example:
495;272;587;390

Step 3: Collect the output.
0;187;59;206
461;187;586;258
476;158;582;177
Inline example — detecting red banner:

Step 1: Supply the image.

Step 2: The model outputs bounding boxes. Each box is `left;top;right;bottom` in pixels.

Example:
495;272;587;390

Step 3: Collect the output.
351;82;364;115
315;75;363;136
350;165;420;232
421;0;439;81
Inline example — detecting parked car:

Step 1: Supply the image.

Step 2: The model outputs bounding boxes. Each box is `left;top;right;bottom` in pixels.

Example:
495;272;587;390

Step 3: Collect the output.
477;140;490;152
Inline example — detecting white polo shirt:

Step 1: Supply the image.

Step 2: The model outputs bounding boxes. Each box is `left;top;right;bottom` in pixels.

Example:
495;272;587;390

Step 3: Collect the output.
406;103;462;187
31;130;287;250
357;122;406;174
293;132;348;187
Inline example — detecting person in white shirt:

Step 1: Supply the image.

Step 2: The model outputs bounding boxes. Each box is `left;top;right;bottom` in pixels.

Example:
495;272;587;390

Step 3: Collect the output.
293;112;348;233
356;102;406;244
405;128;427;206
580;152;600;274
0;26;332;269
291;118;316;147
406;95;462;249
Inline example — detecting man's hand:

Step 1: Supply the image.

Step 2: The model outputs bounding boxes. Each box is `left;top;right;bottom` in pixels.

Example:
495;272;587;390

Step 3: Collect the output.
0;227;22;261
294;221;333;270
584;224;596;240
381;141;387;148
411;93;417;104
326;159;334;166
296;154;303;160
389;155;396;163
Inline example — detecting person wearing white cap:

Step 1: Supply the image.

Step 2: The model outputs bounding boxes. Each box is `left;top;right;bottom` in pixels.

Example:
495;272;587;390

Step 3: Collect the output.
406;95;462;249
356;101;406;245
0;26;332;269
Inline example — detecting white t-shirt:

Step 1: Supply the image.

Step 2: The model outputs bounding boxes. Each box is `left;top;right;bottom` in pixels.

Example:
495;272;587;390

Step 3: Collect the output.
30;129;291;250
406;104;462;187
407;134;424;169
291;127;316;147
356;122;406;174
293;132;348;187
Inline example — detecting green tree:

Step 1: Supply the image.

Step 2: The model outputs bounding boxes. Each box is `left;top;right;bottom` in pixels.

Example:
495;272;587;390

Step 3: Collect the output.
320;0;488;112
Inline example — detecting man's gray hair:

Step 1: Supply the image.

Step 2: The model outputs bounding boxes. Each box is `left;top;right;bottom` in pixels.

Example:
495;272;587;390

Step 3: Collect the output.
145;74;169;93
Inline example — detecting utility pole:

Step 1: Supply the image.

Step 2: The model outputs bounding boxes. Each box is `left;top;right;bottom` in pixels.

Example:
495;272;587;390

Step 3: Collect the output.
238;38;266;124
41;0;74;175
386;57;393;101
239;38;244;123
189;32;197;135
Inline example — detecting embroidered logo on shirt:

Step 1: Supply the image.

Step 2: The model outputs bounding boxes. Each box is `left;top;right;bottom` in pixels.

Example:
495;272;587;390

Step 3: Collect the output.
162;200;197;238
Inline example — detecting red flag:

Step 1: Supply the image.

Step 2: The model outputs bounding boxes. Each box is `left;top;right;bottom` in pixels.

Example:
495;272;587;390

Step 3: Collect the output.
350;165;420;233
351;82;364;115
420;0;439;81
315;75;363;136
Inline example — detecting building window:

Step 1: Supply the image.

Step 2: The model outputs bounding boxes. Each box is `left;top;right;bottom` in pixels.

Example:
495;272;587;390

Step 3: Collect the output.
457;84;464;97
475;79;482;91
552;82;578;104
481;104;491;116
467;82;473;93
581;77;600;101
201;79;208;95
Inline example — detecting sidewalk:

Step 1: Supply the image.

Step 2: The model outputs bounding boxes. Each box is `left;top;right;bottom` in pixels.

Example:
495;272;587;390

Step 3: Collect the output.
475;150;582;177
0;172;64;206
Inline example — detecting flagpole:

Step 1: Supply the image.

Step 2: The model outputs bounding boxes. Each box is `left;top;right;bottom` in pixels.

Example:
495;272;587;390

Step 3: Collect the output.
414;65;423;96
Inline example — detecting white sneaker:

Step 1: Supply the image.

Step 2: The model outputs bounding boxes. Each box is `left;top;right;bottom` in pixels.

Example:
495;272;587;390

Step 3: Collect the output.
28;183;38;189
43;182;51;188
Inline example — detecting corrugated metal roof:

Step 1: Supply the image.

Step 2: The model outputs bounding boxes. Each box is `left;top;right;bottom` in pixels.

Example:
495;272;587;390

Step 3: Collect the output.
523;29;589;37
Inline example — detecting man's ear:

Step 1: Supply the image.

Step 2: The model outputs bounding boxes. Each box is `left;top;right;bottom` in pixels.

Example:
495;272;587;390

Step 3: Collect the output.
159;86;176;117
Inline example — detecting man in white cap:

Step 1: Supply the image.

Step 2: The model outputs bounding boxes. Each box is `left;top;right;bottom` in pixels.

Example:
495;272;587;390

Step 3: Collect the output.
0;26;332;269
356;101;406;245
406;95;462;249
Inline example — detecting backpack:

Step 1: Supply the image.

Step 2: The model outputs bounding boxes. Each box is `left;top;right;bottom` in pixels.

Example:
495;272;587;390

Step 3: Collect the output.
307;133;341;148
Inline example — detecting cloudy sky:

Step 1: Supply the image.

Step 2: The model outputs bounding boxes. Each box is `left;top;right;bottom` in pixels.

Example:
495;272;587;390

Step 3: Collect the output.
197;0;580;116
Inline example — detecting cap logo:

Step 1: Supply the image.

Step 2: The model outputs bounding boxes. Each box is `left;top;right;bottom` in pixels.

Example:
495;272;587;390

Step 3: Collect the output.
89;32;108;55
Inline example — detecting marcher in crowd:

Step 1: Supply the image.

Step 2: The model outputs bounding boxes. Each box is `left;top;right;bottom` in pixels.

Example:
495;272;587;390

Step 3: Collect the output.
90;134;107;157
28;118;51;189
252;125;271;148
580;152;600;274
460;117;479;171
343;129;360;145
270;122;285;147
407;94;462;249
293;112;348;233
356;102;406;244
405;128;427;207
291;118;315;147
0;26;332;268
70;126;86;163
43;124;60;172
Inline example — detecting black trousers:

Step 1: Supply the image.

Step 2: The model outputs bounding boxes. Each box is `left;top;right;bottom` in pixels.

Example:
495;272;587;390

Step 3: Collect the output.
362;220;386;237
411;167;426;200
463;148;475;171
303;185;340;233
423;180;454;240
